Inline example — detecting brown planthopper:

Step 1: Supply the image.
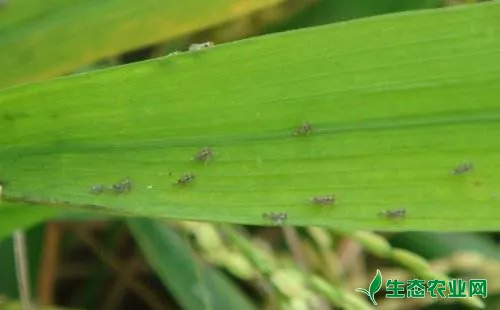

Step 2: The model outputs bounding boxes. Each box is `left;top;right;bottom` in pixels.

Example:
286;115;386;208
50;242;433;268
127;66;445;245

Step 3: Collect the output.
378;208;406;220
111;178;132;194
89;184;106;195
193;147;214;163
310;195;335;206
451;162;473;175
262;212;288;225
174;172;196;186
293;122;313;136
189;41;214;51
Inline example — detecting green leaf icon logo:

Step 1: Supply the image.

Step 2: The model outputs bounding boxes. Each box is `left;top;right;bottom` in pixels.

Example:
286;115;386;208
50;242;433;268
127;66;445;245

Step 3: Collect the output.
356;269;382;305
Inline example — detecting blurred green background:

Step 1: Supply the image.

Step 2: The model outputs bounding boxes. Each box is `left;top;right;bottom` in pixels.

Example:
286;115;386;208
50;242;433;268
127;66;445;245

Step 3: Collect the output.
1;0;499;309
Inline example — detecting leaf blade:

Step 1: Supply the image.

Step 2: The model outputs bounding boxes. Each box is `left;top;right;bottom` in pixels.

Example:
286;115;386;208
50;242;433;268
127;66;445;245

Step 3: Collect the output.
1;2;500;231
0;0;285;88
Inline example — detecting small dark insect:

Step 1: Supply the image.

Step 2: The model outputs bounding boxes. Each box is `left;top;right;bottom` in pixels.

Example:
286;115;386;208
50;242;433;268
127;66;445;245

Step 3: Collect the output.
262;212;288;225
378;208;406;219
310;195;335;206
193;147;214;163
189;41;214;51
175;172;196;185
111;178;132;194
451;162;473;175
293;122;313;136
89;184;106;195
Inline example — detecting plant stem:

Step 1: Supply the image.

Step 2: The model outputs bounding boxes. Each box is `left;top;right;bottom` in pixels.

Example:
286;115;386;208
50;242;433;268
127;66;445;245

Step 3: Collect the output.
13;230;33;310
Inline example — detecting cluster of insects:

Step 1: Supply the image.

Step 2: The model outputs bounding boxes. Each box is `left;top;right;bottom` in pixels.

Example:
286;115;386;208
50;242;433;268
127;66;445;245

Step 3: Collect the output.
85;118;479;227
260;195;336;226
89;178;132;195
172;148;215;185
170;148;213;186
